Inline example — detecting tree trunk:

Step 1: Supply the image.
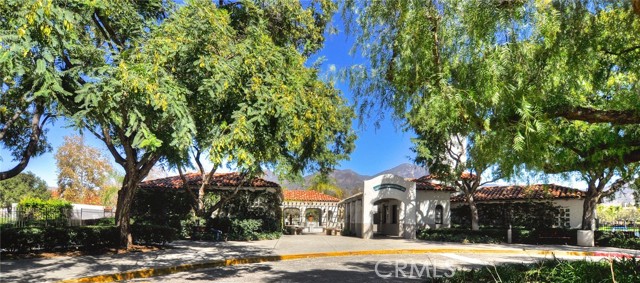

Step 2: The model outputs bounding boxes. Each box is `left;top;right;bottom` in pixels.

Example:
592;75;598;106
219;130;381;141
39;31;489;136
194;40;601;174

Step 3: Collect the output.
115;172;139;248
468;197;480;231
581;189;600;230
197;185;206;216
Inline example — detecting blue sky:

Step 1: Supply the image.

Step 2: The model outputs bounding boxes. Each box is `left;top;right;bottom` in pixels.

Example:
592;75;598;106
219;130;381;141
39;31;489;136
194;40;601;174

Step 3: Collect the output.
0;13;418;187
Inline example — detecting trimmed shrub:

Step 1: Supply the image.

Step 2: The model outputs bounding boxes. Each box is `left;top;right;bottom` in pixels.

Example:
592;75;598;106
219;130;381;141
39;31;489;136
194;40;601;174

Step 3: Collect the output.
417;228;506;244
131;224;177;245
16;198;73;227
1;224;175;253
0;227;44;253
452;201;560;229
596;231;640;250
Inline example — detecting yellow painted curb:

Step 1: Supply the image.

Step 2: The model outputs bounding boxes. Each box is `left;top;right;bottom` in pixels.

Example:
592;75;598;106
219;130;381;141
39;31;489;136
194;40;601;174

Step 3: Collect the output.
56;248;601;283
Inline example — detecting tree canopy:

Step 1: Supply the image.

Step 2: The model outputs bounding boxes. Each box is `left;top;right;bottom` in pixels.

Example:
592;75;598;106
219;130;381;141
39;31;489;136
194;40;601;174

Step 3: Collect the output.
2;0;355;248
54;135;113;204
344;0;640;229
0;171;50;207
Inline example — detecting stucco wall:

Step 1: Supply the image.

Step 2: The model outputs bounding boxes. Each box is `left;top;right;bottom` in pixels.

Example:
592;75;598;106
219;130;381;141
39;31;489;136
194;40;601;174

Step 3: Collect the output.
416;191;451;229
362;174;416;239
553;199;584;229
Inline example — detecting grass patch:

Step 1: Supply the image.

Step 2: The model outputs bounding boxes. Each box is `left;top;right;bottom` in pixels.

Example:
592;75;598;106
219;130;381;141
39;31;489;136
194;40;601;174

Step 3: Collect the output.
436;258;640;283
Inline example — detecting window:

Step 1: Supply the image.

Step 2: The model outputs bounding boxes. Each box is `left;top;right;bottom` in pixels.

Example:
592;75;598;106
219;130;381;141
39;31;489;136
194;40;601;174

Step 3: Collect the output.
392;205;398;224
435;205;443;224
557;208;570;228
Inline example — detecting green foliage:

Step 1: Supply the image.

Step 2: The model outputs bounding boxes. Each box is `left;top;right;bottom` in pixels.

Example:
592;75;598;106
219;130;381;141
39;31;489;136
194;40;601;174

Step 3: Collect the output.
3;0;353;248
131;224;177;245
344;0;640;231
596;231;640;250
228;218;262;241
0;172;50;207
451;201;560;229
597;205;640;225
307;174;344;198
0;224;175;253
16;197;72;226
131;190;195;231
417;228;505;244
438;258;640;283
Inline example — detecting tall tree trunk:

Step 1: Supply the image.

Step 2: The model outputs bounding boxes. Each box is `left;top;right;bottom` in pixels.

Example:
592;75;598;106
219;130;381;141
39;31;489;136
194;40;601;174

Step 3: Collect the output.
116;172;139;248
468;197;480;231
581;187;600;230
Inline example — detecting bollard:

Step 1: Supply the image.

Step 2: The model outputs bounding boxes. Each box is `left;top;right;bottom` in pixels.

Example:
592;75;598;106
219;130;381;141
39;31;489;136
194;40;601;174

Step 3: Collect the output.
507;225;512;244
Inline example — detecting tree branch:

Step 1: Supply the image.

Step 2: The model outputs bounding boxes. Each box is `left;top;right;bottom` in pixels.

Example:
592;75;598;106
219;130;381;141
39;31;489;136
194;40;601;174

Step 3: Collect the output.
94;125;126;166
0;109;24;141
602;45;640;56
0;102;44;180
554;106;640;125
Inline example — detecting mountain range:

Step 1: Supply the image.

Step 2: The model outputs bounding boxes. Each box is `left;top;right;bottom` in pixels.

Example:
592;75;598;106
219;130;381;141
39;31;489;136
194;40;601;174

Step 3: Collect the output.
264;163;428;196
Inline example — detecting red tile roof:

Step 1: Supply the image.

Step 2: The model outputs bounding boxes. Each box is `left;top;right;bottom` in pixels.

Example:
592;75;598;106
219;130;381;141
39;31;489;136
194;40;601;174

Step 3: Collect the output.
138;172;280;189
450;184;585;202
411;175;457;192
283;190;340;202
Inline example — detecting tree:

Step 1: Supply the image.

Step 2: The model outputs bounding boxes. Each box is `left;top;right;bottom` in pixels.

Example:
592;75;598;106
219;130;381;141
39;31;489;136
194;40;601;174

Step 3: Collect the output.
2;0;354;249
0;171;50;207
165;0;354;218
54;135;113;204
344;0;640;231
307;174;344;199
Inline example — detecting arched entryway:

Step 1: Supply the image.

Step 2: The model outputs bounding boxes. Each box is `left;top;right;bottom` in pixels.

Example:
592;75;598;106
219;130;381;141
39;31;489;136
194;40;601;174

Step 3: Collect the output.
283;208;301;226
373;198;402;236
304;208;322;226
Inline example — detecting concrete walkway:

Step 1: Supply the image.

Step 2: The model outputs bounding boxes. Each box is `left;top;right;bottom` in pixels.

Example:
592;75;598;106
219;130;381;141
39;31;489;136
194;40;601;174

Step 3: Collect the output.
1;234;638;283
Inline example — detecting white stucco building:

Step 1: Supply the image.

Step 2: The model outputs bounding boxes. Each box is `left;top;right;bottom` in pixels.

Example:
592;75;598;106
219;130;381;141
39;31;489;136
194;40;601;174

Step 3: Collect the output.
282;190;340;233
339;174;455;239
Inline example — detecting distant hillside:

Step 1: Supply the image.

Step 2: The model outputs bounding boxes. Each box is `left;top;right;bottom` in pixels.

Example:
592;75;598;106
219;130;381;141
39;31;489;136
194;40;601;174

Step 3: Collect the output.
264;163;428;196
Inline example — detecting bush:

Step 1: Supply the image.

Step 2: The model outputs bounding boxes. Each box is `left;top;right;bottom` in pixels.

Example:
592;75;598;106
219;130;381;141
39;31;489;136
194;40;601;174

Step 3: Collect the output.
596;231;640;250
452;201;560;229
16;198;73;227
131;224;177;245
228;218;262;241
438;258;640;283
0;227;44;253
1;224;175;253
417;228;505;244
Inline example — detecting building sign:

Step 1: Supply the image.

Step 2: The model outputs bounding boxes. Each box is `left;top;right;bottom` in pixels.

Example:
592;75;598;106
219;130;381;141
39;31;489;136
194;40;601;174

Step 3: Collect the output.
373;183;407;192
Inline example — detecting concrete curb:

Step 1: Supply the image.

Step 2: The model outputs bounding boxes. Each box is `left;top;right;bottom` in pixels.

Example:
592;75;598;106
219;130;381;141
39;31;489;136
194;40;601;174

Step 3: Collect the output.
57;248;638;283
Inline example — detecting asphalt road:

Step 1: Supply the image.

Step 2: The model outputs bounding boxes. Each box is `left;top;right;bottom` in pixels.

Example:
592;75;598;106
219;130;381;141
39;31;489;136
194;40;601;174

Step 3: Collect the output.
124;252;601;282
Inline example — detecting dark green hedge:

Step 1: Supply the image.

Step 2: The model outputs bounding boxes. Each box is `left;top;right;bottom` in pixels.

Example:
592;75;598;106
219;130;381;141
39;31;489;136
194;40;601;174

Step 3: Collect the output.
417;228;506;244
205;217;281;241
452;201;560;229
418;228;581;245
132;189;282;240
596;231;640;250
0;224;176;253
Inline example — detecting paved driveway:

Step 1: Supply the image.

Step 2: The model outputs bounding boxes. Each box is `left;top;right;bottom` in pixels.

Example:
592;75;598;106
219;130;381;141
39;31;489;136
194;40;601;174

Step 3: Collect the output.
1;234;637;282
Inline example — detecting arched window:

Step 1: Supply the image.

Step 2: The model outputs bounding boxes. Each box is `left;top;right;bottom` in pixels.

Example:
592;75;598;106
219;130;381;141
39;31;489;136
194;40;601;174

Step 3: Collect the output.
435;205;443;224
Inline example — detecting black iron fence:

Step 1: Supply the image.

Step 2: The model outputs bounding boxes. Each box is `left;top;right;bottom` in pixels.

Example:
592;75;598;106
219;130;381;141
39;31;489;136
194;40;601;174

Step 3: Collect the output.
0;207;115;228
